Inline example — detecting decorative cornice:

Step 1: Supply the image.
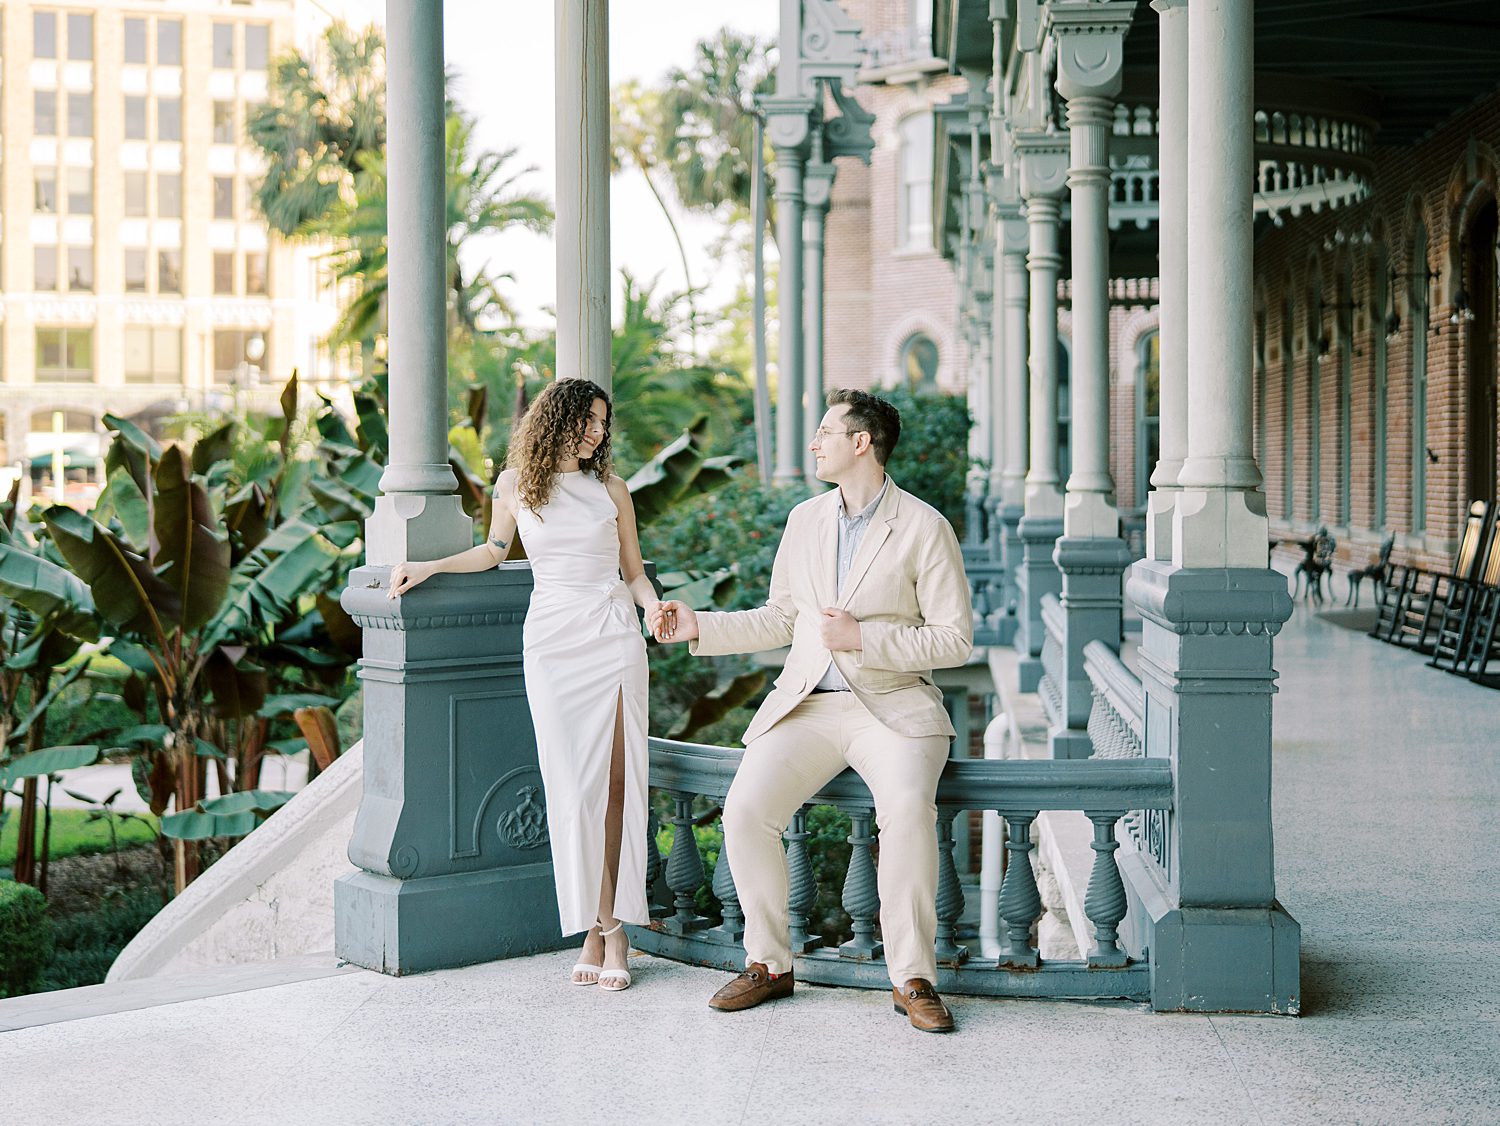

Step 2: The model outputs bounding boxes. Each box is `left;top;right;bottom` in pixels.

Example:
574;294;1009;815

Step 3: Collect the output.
348;610;526;632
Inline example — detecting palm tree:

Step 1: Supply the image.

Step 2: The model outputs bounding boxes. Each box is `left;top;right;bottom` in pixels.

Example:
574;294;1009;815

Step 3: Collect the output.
320;111;553;353
655;29;776;222
247;21;386;238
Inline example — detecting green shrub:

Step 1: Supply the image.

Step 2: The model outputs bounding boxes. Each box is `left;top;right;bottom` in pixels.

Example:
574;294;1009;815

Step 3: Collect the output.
881;386;975;538
0;879;52;997
42;884;163;992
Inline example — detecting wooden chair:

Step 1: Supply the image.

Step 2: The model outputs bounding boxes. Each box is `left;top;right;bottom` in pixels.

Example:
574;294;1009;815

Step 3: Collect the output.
1455;580;1500;687
1295;529;1336;602
1428;519;1500;674
1374;501;1492;650
1345;534;1395;607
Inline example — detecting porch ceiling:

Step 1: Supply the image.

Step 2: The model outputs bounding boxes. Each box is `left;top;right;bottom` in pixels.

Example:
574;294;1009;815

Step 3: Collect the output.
1124;0;1500;147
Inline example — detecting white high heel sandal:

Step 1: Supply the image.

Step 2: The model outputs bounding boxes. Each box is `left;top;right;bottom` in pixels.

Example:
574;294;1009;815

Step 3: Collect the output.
571;924;605;986
596;922;632;991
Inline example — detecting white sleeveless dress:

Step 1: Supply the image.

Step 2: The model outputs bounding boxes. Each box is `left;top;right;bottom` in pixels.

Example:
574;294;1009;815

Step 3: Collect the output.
509;470;650;936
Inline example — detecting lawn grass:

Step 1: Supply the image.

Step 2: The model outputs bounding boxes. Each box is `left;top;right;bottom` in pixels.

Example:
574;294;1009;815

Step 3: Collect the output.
0;807;158;867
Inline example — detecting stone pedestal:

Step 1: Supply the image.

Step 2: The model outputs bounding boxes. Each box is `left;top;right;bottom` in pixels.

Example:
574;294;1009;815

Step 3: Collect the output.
1126;558;1300;1013
335;565;570;974
1049;535;1131;759
1014;515;1063;692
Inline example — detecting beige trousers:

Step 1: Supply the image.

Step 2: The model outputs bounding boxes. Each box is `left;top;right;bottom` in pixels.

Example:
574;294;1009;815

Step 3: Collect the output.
721;692;951;986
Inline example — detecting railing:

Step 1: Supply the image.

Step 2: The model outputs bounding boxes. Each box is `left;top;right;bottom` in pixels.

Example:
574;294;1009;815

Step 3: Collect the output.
1037;593;1066;730
632;737;1173;999
965;556;1011;646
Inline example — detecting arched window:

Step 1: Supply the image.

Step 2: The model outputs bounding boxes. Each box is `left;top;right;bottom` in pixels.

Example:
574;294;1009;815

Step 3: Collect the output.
1372;251;1389;529
1136;330;1160;505
1410;224;1429;533
899;332;939;391
1308;283;1323;521
896;113;933;251
30;408;95;432
1283;296;1295;520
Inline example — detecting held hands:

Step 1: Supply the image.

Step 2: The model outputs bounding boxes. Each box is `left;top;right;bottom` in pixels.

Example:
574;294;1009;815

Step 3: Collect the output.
650;599;698;643
387;561;433;599
819;607;862;652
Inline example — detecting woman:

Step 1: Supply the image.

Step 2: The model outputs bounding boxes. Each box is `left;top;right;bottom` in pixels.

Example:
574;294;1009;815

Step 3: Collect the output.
388;378;664;992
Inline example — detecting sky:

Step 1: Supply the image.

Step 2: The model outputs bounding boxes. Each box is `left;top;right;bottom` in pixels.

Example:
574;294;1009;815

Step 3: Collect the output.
326;1;781;329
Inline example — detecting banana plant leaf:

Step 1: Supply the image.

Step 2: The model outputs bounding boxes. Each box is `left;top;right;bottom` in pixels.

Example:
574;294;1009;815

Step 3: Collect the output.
190;421;237;477
667;672;767;741
465;385;488;434
315;592;363;658
9;661;90;743
656;568;736;610
94;467;151;550
45;505;181;639
4;619;84;671
353;391;389;459
0;541;100;639
160;789;295;840
277;372;299;458
102;412;162;499
258;692;343;719
315;395;357;446
204;518;354;647
224;483;271;562
309;475;374;522
0;744;100;787
153;447;232;633
205;648;268;720
625;417;743;526
103;723;169;752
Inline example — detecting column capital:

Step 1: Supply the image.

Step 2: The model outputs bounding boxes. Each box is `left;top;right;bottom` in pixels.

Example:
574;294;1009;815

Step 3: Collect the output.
1046;0;1134;102
803;159;837;210
758;94;817;152
1149;0;1188;12
1013;129;1070;200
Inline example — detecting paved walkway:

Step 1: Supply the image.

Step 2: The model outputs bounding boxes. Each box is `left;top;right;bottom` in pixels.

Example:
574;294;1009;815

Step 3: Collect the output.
5;601;1499;1125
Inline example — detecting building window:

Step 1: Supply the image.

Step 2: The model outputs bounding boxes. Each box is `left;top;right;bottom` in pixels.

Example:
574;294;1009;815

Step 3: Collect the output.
35;91;58;136
34;247;59;292
66;13;92;61
34;12;57;59
124;248;148;293
897;113;934;251
124;18;147;65
1057;340;1072;484
157;173;182;218
125;95;147;140
245;252;268;296
158;250;182;294
67;92;93;138
213;101;236;144
214;252;236;295
124;172;148;217
214;177;236;220
67;247;93;292
215;330;267;385
66;167;91;214
34;169;57;213
1137;331;1161;504
158;97;182;142
899;332;939;390
124;327;182;384
213;23;236;69
158;19;182;66
36;329;94;383
1282;296;1295;521
245;25;270;71
1411;226;1429;533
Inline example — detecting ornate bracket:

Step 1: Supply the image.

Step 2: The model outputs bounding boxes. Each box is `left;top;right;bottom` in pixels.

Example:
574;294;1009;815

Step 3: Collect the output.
783;0;866;98
1012;128;1070;200
1046;0;1134;102
823;79;875;163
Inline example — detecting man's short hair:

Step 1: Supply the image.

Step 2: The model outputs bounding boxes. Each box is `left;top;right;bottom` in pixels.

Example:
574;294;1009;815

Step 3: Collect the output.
825;388;901;465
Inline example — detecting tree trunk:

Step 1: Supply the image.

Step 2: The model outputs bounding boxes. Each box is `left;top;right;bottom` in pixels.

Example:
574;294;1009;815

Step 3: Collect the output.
12;777;38;886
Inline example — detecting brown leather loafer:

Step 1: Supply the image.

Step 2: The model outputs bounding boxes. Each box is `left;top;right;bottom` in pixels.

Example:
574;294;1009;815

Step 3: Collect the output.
708;963;794;1012
893;978;954;1032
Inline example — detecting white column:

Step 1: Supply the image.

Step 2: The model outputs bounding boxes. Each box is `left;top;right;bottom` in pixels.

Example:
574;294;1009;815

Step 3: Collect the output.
1174;0;1268;568
1052;7;1131;539
773;139;807;485
1148;0;1189;560
1016;134;1069;519
367;0;468;565
803;156;835;484
555;0;611;389
998;212;1030;507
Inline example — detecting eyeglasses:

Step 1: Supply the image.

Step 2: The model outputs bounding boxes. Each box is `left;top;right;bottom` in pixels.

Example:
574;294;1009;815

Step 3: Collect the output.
812;427;862;442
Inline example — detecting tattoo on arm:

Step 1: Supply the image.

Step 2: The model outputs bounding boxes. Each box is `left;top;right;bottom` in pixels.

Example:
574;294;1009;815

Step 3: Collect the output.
489;535;510;550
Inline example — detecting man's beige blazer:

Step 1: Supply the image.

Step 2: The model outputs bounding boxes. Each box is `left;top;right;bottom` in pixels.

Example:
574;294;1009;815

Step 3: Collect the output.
690;478;974;745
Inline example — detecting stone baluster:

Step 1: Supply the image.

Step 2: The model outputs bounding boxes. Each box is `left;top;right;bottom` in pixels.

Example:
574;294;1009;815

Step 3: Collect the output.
664;792;705;934
644;806;663;909
995;812;1041;967
710;841;745;943
934;810;968;966
785;805;821;952
1083;811;1128;967
839;807;883;960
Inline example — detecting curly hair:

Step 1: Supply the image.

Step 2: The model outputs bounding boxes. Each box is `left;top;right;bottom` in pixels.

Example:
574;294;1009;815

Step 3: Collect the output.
506;378;613;513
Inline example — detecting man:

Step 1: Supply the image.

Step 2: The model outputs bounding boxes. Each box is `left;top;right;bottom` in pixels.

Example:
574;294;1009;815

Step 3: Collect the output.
656;388;973;1032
